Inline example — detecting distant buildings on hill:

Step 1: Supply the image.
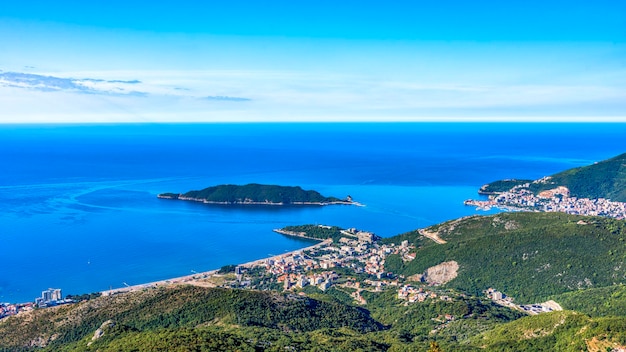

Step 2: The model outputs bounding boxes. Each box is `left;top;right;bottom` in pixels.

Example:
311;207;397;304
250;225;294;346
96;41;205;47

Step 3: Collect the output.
35;288;68;308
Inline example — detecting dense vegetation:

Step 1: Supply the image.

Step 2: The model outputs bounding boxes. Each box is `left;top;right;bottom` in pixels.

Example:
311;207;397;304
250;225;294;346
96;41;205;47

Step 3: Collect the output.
530;152;626;201
473;311;626;351
551;285;626;317
479;179;532;194
280;224;345;241
482;152;626;201
363;290;524;343
160;183;345;204
387;213;626;302
0;286;383;351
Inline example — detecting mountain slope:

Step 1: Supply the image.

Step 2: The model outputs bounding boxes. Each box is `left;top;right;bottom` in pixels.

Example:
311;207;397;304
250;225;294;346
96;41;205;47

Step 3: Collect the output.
388;212;626;302
480;152;626;201
534;152;626;202
0;286;383;351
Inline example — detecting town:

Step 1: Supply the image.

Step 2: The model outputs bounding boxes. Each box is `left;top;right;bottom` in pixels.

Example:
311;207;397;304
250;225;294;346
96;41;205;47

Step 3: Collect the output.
2;224;562;321
465;178;626;219
1;288;72;320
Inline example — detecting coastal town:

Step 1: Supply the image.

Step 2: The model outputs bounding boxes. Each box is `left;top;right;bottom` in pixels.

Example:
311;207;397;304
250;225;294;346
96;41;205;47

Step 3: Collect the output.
465;177;626;219
2;223;562;321
0;288;72;320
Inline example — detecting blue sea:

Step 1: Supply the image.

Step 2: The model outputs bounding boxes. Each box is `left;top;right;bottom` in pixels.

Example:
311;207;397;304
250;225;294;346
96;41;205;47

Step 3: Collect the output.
1;123;625;303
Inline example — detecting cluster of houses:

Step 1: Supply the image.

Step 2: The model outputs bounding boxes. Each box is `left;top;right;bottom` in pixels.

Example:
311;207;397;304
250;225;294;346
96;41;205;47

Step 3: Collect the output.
466;181;626;219
240;226;418;298
0;302;34;320
1;288;69;320
278;271;338;291
397;284;442;303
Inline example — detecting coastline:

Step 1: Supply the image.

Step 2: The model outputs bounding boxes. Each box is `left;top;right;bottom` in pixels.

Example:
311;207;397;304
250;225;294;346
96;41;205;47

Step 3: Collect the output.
100;238;332;297
272;228;328;241
158;194;361;206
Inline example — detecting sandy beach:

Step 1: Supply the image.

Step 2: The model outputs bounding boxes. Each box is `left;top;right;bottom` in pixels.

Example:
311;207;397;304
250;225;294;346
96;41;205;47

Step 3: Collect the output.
100;238;332;296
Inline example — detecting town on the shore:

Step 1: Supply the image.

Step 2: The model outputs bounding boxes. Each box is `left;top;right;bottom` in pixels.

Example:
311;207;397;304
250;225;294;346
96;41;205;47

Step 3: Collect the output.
2;223;561;321
464;177;626;219
9;177;615;321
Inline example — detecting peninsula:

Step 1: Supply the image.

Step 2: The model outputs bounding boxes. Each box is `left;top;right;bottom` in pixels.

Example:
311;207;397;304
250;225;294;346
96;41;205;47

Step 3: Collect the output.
465;152;626;219
158;183;356;206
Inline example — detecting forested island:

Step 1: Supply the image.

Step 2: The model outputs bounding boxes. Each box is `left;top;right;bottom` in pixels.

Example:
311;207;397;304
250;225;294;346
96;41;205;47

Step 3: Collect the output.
158;183;355;205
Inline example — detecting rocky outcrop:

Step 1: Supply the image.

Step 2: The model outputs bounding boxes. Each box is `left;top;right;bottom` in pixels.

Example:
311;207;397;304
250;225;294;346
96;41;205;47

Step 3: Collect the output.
423;261;459;285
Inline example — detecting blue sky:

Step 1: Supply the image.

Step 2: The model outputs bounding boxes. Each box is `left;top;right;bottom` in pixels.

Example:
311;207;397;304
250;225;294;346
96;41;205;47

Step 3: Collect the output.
1;0;625;122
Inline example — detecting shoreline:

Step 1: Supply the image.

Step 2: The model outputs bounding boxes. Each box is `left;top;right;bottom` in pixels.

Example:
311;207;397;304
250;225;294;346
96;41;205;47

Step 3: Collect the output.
100;238;332;297
158;194;362;207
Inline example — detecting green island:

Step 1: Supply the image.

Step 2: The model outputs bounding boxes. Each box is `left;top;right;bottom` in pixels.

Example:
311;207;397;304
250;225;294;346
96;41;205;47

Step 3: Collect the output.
158;183;355;205
4;212;626;351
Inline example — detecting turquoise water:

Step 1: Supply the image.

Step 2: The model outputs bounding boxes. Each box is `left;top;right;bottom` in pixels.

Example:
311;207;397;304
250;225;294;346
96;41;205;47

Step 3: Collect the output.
1;123;625;303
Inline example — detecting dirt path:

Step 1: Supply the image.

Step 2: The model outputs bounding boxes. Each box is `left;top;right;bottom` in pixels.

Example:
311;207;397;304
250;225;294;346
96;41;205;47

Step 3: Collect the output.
419;229;447;244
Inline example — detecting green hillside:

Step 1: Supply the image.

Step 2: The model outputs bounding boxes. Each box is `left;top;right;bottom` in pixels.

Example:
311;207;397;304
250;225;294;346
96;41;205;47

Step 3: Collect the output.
532;152;626;201
159;183;346;204
482;152;626;201
0;286;383;351
551;285;626;317
387;212;626;302
6;212;626;351
473;311;626;351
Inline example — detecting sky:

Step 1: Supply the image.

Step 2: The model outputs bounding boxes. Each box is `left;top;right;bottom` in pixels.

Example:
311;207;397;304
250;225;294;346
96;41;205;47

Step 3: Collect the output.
1;0;625;123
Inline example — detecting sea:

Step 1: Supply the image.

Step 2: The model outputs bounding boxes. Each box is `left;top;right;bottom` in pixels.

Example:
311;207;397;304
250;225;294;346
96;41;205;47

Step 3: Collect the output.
1;122;625;303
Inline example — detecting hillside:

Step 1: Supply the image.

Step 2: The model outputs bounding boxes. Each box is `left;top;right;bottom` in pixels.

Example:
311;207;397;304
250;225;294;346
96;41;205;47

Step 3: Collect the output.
386;212;626;302
0;286;383;351
5;213;626;351
473;311;626;351
550;285;626;317
481;152;626;201
158;183;350;205
531;152;626;202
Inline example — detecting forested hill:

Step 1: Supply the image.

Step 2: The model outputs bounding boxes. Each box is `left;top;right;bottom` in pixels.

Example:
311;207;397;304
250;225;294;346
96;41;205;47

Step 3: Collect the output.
480;152;626;201
0;286;383;351
534;152;626;201
385;212;626;303
158;183;351;205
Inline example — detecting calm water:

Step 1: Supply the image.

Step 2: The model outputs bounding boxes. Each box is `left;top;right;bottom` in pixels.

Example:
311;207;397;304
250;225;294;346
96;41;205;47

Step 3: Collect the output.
1;123;625;303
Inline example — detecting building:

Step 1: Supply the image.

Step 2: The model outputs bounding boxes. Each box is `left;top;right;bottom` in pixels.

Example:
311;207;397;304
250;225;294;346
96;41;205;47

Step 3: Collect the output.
357;231;375;243
36;288;62;307
42;288;62;302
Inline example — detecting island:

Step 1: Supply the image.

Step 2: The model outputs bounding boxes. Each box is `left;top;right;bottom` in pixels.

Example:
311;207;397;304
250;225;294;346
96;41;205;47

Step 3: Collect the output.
158;183;357;206
465;152;626;218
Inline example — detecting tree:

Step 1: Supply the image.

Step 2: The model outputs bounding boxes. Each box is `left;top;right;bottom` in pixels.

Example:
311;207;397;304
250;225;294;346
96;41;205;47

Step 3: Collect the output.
428;341;443;352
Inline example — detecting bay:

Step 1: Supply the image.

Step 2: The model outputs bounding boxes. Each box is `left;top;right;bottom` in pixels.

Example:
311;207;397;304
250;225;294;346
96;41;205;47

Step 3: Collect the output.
1;122;625;303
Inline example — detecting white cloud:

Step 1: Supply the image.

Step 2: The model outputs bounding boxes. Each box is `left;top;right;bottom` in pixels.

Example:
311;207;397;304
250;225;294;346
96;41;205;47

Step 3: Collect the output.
1;66;625;123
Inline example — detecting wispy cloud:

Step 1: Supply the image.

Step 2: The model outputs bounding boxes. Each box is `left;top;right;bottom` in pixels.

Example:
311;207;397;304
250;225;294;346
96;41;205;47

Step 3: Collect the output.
204;95;251;102
1;65;624;123
0;71;145;96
